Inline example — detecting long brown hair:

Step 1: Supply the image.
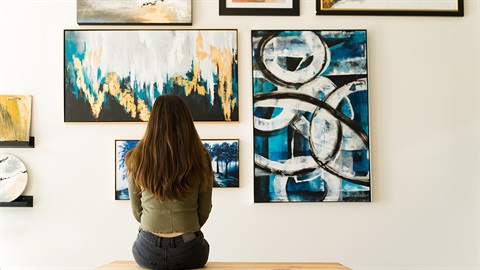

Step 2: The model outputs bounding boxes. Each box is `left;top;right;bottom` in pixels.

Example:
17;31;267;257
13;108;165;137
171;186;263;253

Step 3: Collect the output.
125;94;212;201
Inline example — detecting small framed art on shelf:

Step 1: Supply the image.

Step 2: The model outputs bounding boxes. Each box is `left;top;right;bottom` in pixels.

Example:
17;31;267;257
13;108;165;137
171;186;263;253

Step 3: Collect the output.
220;0;299;16
316;0;464;16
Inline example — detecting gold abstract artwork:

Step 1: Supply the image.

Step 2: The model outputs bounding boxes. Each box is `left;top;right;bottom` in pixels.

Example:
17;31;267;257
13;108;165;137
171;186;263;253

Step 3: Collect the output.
0;95;32;141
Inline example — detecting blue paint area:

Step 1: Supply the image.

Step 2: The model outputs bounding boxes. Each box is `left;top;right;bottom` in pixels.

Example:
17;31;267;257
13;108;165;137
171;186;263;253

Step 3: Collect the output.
115;140;139;200
351;149;370;176
345;91;369;135
253;77;276;94
268;129;289;162
320;31;367;76
342;180;369;191
286;177;327;202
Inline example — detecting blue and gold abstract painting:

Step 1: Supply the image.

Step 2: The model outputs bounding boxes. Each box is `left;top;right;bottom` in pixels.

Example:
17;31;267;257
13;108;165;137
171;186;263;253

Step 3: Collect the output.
115;139;239;200
252;30;371;202
65;30;238;122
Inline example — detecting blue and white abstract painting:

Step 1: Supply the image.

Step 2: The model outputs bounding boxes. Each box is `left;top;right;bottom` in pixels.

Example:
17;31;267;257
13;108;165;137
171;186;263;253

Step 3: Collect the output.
252;30;371;202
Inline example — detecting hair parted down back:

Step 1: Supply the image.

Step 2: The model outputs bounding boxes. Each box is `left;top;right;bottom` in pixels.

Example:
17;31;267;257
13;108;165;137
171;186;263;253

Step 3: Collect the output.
125;94;212;201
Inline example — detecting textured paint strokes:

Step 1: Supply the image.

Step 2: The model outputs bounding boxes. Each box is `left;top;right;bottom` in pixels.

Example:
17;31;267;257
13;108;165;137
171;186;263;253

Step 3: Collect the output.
252;30;370;202
0;95;32;141
210;46;236;121
65;30;237;122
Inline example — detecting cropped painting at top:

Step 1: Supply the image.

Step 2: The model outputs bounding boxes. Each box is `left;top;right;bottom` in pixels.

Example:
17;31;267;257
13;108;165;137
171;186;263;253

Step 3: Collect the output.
64;30;238;122
252;30;371;202
77;0;192;25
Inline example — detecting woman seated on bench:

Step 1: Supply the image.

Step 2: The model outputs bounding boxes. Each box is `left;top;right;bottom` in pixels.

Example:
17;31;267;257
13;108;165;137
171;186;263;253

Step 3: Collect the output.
126;94;213;269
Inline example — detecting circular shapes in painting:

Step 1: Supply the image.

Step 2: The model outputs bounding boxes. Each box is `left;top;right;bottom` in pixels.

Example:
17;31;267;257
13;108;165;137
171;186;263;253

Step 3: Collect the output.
257;31;329;87
0;154;28;202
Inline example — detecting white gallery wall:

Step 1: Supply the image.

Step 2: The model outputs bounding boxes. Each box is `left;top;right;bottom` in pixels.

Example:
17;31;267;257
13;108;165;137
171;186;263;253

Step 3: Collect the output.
0;0;479;269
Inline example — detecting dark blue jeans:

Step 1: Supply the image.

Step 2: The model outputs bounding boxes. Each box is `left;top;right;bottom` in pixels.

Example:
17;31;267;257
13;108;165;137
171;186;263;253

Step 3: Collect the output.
132;230;209;270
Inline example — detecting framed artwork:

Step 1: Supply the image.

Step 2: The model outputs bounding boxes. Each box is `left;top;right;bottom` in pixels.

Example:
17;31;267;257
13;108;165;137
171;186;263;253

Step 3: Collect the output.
202;139;240;188
64;29;238;122
115;139;239;200
77;0;192;25
316;0;463;16
220;0;299;16
0;95;32;142
252;30;371;203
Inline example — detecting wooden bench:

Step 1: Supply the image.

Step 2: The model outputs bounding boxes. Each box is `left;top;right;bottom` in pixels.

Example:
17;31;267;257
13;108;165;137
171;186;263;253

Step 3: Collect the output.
97;260;351;269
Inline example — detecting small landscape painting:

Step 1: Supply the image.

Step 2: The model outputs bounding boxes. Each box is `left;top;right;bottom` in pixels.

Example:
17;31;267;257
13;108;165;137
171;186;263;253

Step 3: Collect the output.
115;139;239;200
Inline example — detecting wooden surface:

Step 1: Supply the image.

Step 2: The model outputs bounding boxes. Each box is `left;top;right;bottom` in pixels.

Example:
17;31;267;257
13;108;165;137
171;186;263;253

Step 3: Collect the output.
97;260;351;269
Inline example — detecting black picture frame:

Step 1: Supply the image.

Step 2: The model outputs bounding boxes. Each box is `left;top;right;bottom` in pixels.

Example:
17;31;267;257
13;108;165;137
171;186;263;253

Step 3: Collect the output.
316;0;464;16
220;0;299;16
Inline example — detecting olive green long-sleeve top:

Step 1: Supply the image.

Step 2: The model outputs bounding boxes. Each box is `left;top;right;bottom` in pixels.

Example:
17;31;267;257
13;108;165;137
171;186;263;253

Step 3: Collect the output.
127;168;213;234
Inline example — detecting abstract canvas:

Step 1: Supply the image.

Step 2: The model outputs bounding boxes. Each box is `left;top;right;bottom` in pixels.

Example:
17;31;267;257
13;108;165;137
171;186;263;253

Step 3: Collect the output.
65;30;238;122
252;30;371;202
0;95;32;142
115;139;239;200
77;0;192;25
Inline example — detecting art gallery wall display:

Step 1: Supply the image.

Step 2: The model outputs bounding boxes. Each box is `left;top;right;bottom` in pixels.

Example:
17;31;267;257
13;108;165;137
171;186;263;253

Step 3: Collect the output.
252;30;371;203
64;29;238;122
0;95;32;142
77;0;192;25
115;139;240;200
220;0;299;16
316;0;464;16
0;154;29;203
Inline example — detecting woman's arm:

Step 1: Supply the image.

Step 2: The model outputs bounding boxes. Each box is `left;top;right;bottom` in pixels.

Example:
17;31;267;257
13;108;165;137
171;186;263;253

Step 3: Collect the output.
198;178;213;227
127;173;143;223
